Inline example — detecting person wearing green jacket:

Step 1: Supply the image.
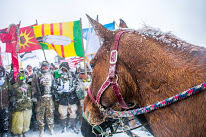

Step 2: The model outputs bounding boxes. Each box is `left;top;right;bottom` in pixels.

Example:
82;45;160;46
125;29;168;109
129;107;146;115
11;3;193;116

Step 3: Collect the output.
10;72;32;137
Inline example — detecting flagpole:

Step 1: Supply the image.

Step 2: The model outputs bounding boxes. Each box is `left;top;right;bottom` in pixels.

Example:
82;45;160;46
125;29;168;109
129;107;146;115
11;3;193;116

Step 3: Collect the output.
42;50;47;61
96;15;99;22
80;18;87;80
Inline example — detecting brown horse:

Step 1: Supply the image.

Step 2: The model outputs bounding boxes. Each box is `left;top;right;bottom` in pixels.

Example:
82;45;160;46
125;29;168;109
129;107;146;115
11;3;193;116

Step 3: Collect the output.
83;15;206;137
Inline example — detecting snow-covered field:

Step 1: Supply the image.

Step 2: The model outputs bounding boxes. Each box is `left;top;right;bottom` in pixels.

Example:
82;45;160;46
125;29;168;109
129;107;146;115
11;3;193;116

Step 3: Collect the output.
26;129;153;137
24;124;153;137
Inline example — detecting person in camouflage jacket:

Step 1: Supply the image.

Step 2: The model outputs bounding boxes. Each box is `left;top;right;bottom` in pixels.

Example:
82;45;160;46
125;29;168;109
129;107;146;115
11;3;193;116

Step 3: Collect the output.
10;72;32;137
31;61;55;137
0;65;13;137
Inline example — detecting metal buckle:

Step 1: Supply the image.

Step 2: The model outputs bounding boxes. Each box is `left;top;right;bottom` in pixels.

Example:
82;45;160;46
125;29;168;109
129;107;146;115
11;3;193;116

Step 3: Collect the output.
110;50;118;64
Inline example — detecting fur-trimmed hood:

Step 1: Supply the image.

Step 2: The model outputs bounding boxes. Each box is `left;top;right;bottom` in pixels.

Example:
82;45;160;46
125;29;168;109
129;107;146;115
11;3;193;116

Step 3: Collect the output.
58;62;70;74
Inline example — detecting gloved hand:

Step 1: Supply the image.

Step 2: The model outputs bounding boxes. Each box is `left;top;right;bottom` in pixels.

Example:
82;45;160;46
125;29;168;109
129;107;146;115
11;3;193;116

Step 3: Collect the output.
32;98;37;103
58;86;62;90
57;90;63;94
9;101;16;111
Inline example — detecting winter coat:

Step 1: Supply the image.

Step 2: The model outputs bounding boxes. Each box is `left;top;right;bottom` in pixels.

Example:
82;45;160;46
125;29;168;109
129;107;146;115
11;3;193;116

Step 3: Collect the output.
0;74;12;110
12;83;32;112
58;73;79;105
31;71;54;99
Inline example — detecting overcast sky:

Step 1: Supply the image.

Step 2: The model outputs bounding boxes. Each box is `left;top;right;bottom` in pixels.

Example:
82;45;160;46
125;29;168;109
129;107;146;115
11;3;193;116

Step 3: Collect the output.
0;0;206;68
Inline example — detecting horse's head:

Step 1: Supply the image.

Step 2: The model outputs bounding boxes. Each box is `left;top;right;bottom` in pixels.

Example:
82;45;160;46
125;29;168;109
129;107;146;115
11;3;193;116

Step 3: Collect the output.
83;15;139;125
83;15;206;137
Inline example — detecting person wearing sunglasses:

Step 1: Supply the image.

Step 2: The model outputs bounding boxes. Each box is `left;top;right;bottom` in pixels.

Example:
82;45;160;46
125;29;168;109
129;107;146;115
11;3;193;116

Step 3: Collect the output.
10;72;32;137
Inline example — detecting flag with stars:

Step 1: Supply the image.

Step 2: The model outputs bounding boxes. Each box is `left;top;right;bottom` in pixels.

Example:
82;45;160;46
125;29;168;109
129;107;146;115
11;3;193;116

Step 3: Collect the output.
5;25;41;53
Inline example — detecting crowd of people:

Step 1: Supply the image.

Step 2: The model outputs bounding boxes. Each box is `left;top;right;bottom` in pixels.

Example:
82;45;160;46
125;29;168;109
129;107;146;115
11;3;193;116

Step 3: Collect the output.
0;61;92;137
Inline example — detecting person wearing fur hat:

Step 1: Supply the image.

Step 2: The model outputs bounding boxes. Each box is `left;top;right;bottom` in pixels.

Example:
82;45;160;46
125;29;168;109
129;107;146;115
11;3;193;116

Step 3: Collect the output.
0;65;13;137
56;62;79;133
10;72;32;137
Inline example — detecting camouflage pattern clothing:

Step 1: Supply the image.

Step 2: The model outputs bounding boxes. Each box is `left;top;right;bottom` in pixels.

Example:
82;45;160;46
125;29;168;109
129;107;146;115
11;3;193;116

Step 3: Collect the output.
12;83;32;112
36;96;54;127
31;71;55;130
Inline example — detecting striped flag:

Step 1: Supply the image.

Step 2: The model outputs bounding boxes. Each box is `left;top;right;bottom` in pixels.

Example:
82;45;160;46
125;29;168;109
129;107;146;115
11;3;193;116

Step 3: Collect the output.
60;57;84;69
72;57;84;64
32;20;83;58
69;62;76;69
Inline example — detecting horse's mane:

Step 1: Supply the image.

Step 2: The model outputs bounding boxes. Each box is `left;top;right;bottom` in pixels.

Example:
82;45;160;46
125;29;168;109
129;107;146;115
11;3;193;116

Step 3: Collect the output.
122;26;206;55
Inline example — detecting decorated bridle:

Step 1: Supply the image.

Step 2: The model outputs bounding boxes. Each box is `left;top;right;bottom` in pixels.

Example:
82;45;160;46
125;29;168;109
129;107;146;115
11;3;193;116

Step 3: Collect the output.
87;30;206;119
88;30;131;110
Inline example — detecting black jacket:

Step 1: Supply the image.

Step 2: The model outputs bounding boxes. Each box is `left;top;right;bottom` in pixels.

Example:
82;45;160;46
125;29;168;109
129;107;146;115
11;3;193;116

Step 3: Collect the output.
59;73;79;105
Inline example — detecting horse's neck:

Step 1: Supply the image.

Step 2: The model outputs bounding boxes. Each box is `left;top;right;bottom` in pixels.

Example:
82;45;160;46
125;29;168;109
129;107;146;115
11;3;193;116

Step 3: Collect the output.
116;30;206;137
119;34;206;106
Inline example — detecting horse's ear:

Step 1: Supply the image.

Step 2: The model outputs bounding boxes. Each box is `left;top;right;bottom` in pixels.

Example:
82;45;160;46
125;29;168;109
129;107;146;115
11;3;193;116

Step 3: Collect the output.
119;19;128;28
86;14;113;42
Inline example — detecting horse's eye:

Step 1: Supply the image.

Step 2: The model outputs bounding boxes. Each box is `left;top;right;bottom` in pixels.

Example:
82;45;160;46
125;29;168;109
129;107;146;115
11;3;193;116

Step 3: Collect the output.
90;63;95;69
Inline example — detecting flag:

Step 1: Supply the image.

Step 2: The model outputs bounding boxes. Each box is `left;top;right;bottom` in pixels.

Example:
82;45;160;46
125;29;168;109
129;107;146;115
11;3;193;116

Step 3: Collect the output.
2;24;41;53
0;24;20;43
18;25;41;53
0;24;20;82
83;22;115;40
71;57;84;66
0;24;20;51
19;50;38;62
85;25;100;62
60;57;84;69
33;20;83;58
39;35;75;46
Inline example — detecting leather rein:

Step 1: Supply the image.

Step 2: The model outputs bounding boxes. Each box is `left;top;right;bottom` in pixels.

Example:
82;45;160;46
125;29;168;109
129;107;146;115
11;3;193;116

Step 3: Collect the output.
88;30;131;110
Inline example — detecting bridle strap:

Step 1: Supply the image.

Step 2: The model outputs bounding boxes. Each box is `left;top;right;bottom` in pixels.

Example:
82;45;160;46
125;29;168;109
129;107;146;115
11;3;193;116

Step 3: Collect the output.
88;86;96;104
88;31;130;110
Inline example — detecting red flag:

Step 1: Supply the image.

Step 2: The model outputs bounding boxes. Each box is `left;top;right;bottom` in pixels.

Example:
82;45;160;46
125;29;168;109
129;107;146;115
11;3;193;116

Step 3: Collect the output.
4;25;41;53
8;25;19;81
0;24;20;44
18;25;41;53
0;24;20;82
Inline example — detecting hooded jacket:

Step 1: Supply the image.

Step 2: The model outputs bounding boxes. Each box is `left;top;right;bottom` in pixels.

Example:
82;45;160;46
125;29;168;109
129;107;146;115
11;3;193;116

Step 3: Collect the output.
58;62;79;105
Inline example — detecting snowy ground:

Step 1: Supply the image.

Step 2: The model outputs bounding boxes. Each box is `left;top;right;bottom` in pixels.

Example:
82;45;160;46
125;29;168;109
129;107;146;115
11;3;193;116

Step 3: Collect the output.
25;128;153;137
8;118;153;137
24;124;153;137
